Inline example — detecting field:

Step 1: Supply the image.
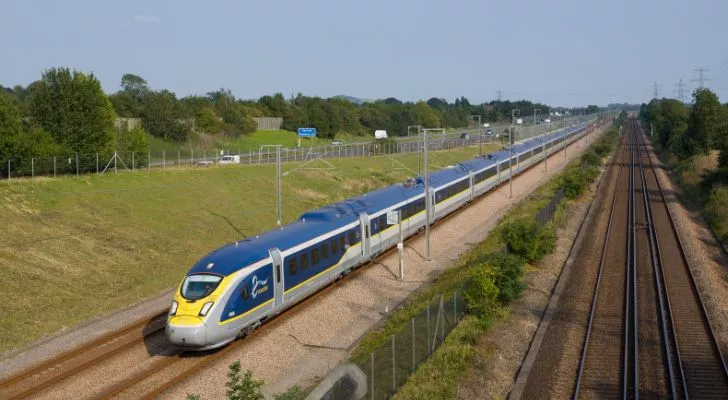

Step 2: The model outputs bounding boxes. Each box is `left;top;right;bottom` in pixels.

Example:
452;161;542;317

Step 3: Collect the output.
0;145;499;352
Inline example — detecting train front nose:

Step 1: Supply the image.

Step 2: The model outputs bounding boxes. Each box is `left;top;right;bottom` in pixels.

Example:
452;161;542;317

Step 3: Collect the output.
166;316;208;347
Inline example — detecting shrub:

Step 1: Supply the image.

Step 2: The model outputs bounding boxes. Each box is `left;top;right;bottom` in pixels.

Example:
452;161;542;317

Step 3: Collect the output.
273;385;305;400
705;185;728;243
488;253;527;304
561;166;598;199
463;267;500;319
581;148;600;167
226;361;264;400
500;218;556;262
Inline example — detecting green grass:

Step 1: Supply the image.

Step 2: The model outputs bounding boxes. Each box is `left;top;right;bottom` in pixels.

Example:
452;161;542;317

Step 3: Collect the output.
0;144;499;352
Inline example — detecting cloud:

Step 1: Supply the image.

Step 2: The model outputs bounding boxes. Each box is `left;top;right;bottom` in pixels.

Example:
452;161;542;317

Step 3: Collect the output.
132;14;160;24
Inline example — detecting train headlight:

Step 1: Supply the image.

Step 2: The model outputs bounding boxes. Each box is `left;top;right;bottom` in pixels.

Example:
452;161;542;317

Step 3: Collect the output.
170;301;178;316
199;301;214;317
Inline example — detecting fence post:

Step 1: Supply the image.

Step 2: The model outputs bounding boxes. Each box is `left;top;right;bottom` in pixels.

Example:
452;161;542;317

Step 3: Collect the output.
177;149;180;168
191;150;194;168
412;318;416;373
426;304;431;354
96;153;99;174
7;159;9;179
371;353;375;400
132;152;135;171
148;151;151;172
53;156;56;178
31;158;34;178
163;150;166;170
392;335;396;394
76;153;79;176
440;294;445;342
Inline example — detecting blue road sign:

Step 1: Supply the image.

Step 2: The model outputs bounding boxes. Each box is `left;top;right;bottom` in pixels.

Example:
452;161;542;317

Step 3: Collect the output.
298;127;317;137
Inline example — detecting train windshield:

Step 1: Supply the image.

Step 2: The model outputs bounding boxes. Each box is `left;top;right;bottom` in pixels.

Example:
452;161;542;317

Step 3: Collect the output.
181;274;223;300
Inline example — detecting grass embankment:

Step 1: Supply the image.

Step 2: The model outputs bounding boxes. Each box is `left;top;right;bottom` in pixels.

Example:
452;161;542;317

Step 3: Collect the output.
344;126;620;399
653;148;728;245
146;130;367;153
0;145;499;352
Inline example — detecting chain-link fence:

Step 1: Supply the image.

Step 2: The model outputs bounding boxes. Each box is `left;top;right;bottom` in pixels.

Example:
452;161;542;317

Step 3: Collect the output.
347;291;466;400
3;135;500;179
535;188;565;226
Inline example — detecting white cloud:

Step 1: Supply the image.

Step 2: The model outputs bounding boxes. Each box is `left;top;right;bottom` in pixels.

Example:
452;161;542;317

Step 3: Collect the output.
133;14;160;24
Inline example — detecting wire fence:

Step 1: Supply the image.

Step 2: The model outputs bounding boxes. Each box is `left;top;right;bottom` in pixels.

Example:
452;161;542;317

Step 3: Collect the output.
535;188;565;226
350;291;467;400
3;136;499;180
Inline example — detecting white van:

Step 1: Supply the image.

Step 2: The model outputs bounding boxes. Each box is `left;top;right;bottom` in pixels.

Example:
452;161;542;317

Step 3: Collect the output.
219;155;241;165
374;130;388;139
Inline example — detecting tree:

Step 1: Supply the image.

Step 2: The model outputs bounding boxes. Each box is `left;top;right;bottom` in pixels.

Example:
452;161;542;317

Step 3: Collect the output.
117;126;149;156
0;93;23;176
684;88;722;157
120;73;148;95
141;90;192;142
28;68;115;154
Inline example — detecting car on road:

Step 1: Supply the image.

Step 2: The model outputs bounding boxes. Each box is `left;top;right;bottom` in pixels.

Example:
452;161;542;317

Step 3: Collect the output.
219;155;241;165
331;140;344;145
460;133;470;140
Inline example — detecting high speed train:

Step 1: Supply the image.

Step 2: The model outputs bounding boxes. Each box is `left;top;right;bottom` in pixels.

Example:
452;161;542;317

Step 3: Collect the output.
166;122;593;350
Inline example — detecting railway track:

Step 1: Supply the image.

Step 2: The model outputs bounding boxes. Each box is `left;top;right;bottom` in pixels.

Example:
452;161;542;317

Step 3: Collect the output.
573;117;728;399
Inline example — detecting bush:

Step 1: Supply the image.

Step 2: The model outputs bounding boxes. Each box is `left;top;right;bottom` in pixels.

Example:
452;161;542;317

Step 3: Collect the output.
581;148;600;166
500;218;556;262
273;386;305;400
463;267;500;319
705;185;728;243
226;361;264;400
487;253;526;304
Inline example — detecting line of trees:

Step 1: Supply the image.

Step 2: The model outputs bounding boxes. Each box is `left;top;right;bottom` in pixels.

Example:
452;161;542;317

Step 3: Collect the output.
1;67;596;177
639;88;728;168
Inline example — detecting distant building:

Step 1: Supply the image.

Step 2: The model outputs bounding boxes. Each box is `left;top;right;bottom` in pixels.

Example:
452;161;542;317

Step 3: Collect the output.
114;117;142;131
253;117;283;131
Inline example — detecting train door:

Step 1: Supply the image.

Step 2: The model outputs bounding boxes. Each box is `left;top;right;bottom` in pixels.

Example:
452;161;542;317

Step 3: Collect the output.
468;171;475;201
269;248;284;308
358;213;371;261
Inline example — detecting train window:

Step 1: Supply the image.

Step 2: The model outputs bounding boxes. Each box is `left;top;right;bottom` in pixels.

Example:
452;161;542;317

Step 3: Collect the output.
340;235;346;249
312;248;320;265
288;258;298;275
380;215;388;229
276;264;281;283
331;239;339;255
181;274;223;301
322;243;329;259
301;253;309;269
348;230;357;245
241;283;249;299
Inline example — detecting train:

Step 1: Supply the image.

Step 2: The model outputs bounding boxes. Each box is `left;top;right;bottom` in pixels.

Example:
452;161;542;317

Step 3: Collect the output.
166;122;593;350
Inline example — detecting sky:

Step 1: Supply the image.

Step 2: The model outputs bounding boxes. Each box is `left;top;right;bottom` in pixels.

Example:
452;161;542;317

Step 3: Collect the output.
2;0;728;107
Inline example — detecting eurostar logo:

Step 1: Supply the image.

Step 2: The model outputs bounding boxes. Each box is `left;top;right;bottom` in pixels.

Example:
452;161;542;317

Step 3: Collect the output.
251;275;269;299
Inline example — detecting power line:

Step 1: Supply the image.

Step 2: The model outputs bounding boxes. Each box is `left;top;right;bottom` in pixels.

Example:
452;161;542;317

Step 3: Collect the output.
674;79;687;103
692;67;711;89
653;81;660;99
496;89;503;102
